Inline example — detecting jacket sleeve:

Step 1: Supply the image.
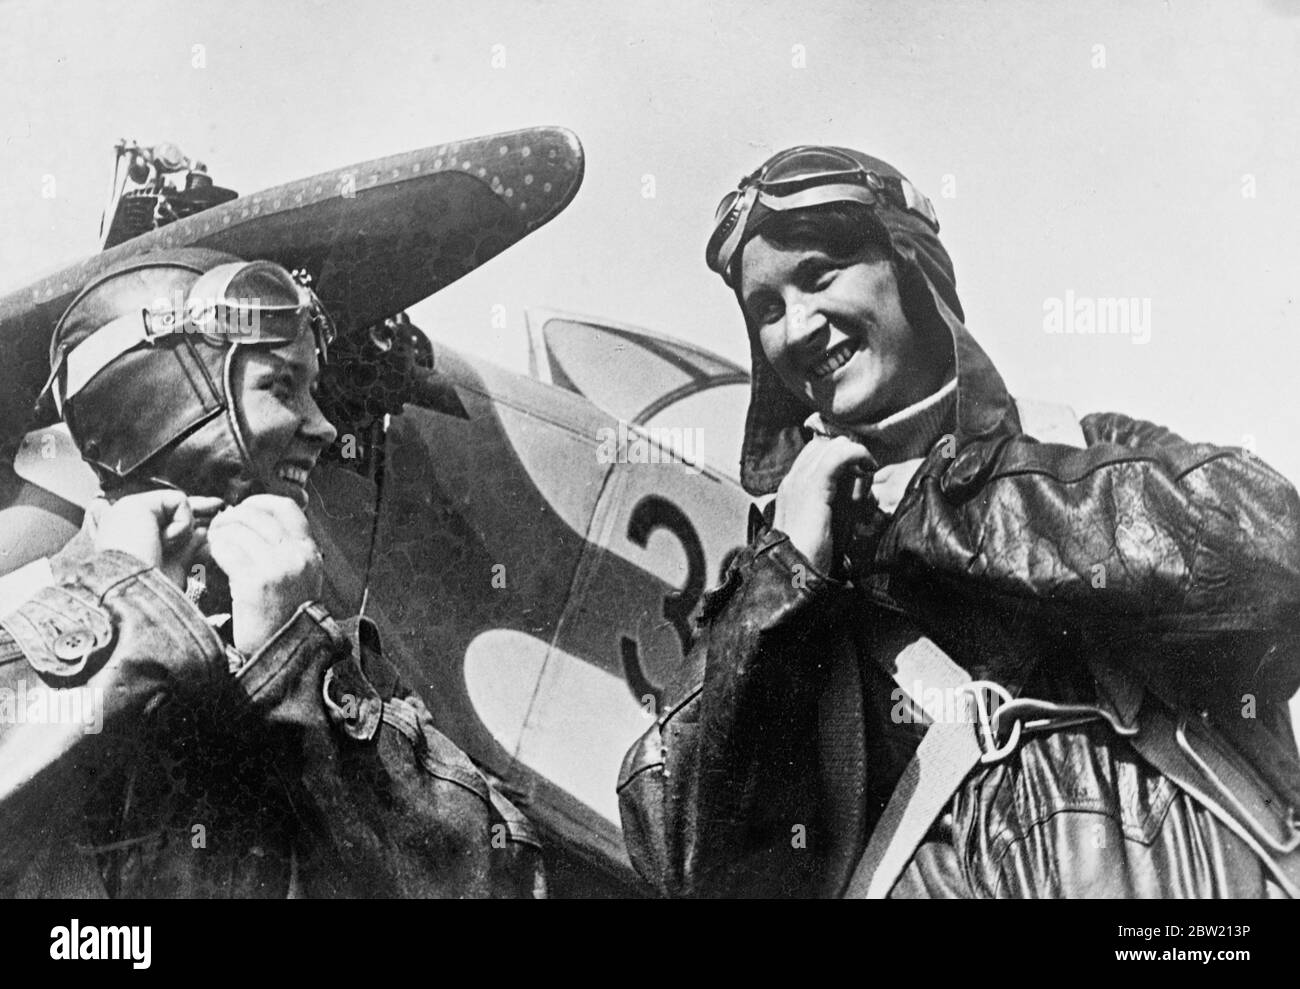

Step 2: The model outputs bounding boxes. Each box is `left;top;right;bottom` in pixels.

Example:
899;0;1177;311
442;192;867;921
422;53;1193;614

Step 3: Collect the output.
879;412;1300;678
0;528;358;891
0;546;231;885
617;526;850;898
236;608;547;898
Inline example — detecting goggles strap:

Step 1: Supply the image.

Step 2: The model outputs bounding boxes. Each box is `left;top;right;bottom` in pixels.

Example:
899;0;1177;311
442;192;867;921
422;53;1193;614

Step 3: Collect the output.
757;176;937;231
714;174;939;283
713;185;759;281
897;176;939;231
57;280;324;415
754;183;882;214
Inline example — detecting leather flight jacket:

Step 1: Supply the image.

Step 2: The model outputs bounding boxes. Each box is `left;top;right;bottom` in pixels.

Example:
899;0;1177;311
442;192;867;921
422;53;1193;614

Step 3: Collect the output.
617;338;1300;897
0;523;545;899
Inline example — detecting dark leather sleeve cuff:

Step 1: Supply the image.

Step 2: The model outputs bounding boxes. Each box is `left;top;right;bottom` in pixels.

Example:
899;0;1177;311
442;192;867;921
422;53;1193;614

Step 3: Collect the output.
233;601;348;710
747;528;846;633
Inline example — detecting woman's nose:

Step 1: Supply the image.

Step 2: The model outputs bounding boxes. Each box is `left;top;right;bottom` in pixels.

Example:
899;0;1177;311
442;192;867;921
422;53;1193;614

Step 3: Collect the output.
302;399;339;450
783;294;827;347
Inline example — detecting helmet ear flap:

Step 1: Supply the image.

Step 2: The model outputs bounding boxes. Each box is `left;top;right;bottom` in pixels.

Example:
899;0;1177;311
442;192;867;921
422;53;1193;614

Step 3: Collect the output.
892;241;963;327
893;249;933;331
49;249;253;496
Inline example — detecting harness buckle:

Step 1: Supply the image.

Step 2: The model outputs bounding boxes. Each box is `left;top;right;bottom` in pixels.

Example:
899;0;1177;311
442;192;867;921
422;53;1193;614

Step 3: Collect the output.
953;686;1135;766
955;680;1020;765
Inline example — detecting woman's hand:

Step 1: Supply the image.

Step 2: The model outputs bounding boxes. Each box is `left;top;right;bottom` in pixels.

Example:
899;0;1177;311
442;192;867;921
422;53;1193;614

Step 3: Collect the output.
206;494;324;655
771;435;876;575
92;490;223;588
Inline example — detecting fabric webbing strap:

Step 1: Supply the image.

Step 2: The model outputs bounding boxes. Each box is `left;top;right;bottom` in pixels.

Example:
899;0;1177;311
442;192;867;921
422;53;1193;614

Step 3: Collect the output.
842;397;1088;897
1128;704;1300;897
844;633;977;898
844;631;1300;899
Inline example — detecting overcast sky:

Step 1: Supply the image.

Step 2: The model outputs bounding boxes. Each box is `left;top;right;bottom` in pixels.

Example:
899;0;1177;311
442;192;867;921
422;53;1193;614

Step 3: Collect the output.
3;0;1298;483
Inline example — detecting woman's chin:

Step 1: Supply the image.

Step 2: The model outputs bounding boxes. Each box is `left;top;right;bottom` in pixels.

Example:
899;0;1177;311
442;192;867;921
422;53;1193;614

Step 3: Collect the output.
808;369;884;425
822;388;883;426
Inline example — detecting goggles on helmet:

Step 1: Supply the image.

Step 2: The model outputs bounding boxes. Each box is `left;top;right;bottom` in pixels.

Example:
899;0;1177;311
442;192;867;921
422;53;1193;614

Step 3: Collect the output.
54;260;336;415
705;146;940;286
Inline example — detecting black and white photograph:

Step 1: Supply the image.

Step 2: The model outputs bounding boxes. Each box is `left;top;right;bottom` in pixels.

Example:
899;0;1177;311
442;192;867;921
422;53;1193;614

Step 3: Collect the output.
0;0;1296;957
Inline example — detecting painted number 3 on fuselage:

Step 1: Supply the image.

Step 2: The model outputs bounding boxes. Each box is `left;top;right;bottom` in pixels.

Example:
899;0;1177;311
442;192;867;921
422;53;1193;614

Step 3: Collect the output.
619;495;706;715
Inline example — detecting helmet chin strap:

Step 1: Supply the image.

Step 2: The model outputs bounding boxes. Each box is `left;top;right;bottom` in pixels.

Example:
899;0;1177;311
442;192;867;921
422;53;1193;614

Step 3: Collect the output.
223;343;256;472
112;450;256;508
216;341;270;506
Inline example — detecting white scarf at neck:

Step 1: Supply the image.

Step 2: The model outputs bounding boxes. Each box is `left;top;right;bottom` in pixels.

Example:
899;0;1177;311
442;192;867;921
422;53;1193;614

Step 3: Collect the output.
802;378;958;515
803;377;957;467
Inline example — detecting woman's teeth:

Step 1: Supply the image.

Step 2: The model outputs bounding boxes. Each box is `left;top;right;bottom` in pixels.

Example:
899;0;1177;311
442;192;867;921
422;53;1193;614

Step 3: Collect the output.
277;464;309;486
811;341;856;379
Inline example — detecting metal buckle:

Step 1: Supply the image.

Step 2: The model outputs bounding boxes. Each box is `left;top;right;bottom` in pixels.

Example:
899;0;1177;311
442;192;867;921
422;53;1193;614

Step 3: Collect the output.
141;303;180;342
955;680;1021;765
992;697;1138;741
953;688;1136;766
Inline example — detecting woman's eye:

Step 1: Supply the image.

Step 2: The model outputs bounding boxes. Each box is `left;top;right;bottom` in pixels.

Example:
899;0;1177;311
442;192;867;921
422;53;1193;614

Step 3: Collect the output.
752;299;783;325
806;266;837;291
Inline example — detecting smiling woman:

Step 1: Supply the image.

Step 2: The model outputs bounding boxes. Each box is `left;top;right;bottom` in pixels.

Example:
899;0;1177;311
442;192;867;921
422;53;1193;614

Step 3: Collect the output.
48;249;338;507
618;141;1300;901
230;333;337;509
739;219;953;426
0;246;547;899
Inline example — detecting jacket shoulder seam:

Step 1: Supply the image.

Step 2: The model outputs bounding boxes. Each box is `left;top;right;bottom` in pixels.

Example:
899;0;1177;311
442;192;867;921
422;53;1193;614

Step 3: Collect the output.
983;448;1236;487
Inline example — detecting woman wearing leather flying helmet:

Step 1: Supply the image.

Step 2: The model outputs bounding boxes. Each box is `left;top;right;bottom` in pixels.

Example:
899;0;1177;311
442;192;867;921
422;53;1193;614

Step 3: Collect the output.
618;146;1300;898
49;247;337;509
0;248;545;898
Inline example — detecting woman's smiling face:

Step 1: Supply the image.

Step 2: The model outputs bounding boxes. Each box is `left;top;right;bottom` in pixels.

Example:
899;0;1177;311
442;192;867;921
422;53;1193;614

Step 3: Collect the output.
229;330;337;508
740;234;952;425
